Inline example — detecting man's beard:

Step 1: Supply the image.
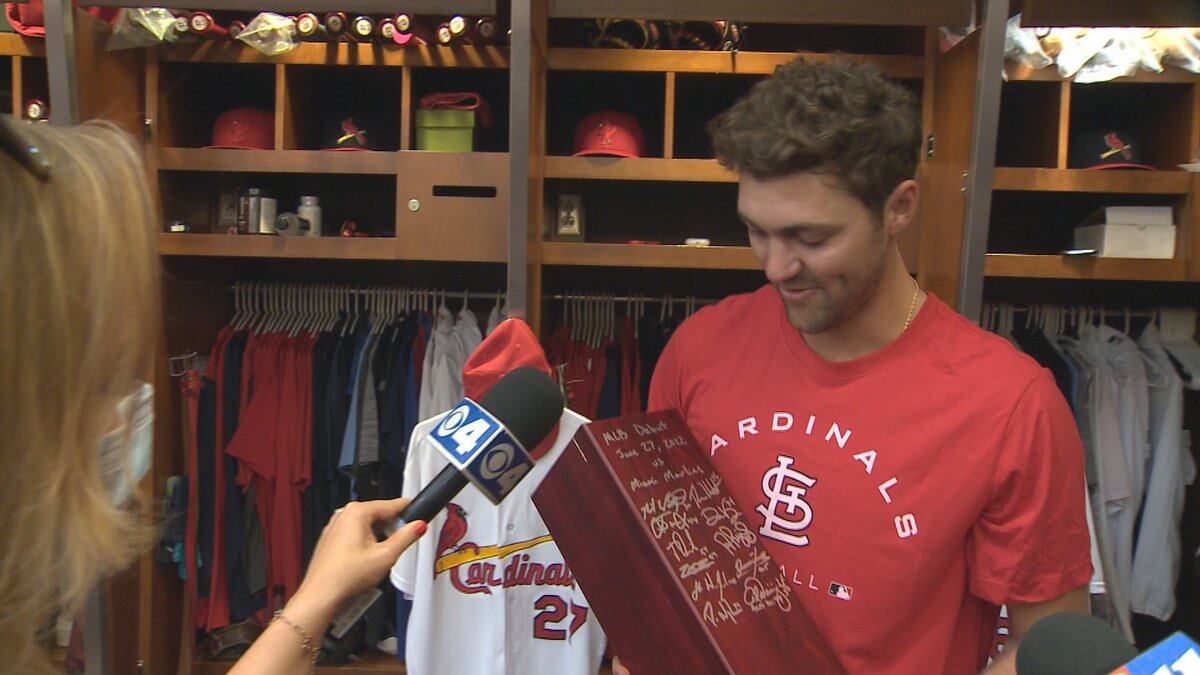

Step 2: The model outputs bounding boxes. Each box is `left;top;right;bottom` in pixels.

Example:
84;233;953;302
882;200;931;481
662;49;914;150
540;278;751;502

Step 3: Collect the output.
779;259;887;335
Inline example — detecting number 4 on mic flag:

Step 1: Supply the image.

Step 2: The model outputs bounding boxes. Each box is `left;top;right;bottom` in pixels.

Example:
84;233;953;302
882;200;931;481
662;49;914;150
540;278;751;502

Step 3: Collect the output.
1112;632;1200;675
428;399;534;504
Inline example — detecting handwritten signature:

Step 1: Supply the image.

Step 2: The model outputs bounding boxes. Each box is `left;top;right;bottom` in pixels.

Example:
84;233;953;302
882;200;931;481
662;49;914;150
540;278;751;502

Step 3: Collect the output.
744;574;793;613
678;555;717;580
689;474;722;509
713;521;758;555
650;509;699;540
734;550;772;580
702;596;744;627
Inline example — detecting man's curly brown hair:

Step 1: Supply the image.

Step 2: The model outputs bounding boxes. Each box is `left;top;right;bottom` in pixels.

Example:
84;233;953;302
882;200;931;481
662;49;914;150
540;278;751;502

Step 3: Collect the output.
710;57;921;220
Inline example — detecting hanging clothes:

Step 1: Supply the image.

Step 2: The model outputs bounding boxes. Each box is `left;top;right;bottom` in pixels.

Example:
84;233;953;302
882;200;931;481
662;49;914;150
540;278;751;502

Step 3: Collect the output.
184;285;497;651
1131;326;1196;621
547;298;690;420
418;304;456;420
982;303;1196;641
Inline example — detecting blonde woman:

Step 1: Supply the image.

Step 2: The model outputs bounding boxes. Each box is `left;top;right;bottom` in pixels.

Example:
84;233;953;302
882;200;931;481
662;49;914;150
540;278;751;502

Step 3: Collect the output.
0;117;427;675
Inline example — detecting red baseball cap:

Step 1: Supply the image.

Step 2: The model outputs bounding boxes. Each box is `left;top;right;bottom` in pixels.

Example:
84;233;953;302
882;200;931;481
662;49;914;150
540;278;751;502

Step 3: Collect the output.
206;107;274;150
572;111;645;158
462;318;559;460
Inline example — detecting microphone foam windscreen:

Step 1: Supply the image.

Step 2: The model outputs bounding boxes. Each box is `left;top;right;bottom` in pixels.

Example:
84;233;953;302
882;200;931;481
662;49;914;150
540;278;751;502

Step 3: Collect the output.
477;366;565;452
1015;612;1137;675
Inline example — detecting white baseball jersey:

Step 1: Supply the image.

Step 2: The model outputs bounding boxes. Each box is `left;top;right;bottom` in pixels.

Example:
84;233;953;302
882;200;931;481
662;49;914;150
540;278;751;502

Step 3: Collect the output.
391;409;607;675
418;306;456;421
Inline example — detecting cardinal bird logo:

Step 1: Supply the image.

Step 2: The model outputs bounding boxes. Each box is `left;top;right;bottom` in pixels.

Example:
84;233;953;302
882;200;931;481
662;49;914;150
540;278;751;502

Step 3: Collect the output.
437;503;469;556
596;122;618;147
1101;132;1133;161
337;118;368;147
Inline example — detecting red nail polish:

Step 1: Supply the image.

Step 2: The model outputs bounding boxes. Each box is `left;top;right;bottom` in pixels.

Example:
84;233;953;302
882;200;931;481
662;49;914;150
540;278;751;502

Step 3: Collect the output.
413;521;428;537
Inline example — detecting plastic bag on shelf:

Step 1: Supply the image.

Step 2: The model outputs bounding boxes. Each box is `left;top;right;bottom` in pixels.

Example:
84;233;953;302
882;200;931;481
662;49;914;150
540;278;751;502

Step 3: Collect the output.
1149;27;1200;74
236;12;298;56
1055;28;1111;79
106;7;176;50
1005;14;1053;69
1128;29;1165;73
1074;29;1145;83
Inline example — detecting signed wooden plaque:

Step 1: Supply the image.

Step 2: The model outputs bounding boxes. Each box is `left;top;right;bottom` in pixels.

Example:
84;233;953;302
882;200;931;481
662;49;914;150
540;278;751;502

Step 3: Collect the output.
532;410;844;674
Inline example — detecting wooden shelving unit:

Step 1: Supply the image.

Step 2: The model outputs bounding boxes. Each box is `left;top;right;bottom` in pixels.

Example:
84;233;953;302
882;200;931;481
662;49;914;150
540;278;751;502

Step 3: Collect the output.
984;253;1187;281
70;4;1198;671
2;33;47;121
158;41;508;68
547;48;923;78
544;156;734;182
992;168;1194;194
159;232;399;259
0;32;44;57
159;147;398;174
157;148;505;175
541;241;760;270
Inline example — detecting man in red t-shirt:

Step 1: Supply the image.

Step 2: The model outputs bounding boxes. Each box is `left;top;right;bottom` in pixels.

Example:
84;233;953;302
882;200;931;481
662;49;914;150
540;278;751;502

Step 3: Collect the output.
632;58;1092;674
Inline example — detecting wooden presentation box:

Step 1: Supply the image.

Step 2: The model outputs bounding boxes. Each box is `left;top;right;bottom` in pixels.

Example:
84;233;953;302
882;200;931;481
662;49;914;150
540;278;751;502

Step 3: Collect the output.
532;410;844;674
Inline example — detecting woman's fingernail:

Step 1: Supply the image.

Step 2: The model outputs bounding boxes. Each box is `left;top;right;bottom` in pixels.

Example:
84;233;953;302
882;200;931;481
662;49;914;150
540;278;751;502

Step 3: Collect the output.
413;521;428;537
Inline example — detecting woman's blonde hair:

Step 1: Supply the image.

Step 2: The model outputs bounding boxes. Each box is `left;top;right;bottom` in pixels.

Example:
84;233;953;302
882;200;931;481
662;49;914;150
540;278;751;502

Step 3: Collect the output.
0;120;160;673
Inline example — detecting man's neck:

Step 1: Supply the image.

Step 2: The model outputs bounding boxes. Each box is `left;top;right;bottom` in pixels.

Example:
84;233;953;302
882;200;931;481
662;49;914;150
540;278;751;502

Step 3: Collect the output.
800;248;925;363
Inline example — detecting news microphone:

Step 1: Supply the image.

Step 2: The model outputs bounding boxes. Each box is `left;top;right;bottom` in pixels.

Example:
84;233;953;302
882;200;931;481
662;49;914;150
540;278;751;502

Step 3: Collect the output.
1015;612;1137;674
1114;632;1200;674
395;366;564;527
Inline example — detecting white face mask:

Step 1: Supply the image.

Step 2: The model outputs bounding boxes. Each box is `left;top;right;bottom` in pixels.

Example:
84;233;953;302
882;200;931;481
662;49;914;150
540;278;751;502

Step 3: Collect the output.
100;382;154;505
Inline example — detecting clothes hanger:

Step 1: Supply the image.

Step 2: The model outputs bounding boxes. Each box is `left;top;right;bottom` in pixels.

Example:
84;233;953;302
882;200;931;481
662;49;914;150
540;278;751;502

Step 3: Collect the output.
584;295;595;349
252;283;268;335
239;282;253;332
608;295;616;342
229;282;242;330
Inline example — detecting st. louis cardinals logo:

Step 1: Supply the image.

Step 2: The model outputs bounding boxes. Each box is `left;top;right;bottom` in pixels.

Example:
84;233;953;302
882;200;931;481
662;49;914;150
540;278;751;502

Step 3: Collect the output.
594;122;618;148
432;502;571;595
1101;132;1133;161
755;455;818;547
337;118;368;147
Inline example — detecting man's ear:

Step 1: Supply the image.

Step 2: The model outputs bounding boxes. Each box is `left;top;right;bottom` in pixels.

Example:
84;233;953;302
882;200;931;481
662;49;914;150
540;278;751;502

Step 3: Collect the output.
883;179;919;237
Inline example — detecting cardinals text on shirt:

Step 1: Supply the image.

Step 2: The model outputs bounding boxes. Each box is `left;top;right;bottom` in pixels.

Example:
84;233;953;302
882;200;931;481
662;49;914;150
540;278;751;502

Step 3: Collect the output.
710;410;920;546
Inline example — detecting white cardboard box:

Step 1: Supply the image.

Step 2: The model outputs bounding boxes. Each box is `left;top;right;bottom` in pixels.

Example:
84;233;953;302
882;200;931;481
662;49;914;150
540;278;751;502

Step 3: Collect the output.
1073;222;1176;259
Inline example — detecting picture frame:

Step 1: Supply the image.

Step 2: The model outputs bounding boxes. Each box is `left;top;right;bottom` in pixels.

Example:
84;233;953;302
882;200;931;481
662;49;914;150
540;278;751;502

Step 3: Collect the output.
552;193;585;241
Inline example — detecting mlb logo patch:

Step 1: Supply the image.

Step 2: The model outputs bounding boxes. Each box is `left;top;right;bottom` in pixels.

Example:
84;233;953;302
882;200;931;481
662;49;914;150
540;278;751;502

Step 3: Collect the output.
829;583;853;601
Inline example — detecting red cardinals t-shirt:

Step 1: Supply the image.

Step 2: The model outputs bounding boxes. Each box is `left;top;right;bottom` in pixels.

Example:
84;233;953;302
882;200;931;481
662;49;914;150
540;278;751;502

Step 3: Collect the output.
648;285;1092;674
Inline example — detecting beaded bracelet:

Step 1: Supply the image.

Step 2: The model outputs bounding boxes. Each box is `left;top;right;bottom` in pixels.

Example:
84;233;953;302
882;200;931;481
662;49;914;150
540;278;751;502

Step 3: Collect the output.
272;610;320;672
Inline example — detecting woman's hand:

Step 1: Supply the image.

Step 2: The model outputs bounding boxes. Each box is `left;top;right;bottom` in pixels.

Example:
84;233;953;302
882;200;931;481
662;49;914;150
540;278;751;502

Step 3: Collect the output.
289;499;427;624
229;499;426;675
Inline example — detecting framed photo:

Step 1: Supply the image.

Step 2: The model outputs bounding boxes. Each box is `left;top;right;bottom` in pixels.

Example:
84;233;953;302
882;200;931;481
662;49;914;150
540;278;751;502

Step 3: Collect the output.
215;188;240;234
552;193;585;241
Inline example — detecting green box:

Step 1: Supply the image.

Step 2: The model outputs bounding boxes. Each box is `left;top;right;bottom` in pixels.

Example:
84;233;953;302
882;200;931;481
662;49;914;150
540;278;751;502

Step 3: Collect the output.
415;109;476;152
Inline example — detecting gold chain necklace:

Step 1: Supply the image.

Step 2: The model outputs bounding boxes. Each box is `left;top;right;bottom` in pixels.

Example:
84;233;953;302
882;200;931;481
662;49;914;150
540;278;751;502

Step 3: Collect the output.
902;279;921;332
